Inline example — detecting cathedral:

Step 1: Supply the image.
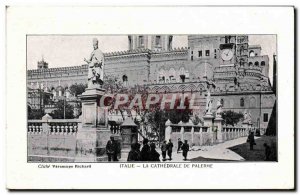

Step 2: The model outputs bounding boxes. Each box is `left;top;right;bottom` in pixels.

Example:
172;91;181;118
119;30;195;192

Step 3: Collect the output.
27;35;276;128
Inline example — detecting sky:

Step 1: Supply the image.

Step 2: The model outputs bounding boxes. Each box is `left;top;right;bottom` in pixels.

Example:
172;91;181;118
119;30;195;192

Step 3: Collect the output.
27;35;276;83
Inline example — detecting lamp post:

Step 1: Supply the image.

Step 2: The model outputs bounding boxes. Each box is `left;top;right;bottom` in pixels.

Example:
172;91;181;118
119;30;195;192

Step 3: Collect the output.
63;92;66;119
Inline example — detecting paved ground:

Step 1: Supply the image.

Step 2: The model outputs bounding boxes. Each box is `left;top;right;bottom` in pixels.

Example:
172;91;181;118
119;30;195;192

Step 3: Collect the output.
159;137;250;162
119;136;261;162
228;136;277;161
31;136;272;162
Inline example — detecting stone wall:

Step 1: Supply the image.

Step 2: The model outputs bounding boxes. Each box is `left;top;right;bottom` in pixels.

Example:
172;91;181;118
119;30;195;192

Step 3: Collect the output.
28;133;77;162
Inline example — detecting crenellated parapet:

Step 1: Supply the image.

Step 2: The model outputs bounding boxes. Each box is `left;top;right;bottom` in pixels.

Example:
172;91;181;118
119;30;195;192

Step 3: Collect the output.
150;47;188;61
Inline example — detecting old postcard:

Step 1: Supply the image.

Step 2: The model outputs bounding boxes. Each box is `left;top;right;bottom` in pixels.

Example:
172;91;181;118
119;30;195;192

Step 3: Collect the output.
6;6;294;190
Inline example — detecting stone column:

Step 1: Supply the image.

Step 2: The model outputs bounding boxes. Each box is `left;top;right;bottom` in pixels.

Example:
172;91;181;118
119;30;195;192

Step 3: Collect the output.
165;119;172;142
178;121;184;141
199;127;203;145
214;117;223;143
41;113;52;134
41;113;52;155
203;114;214;132
76;88;110;162
191;126;194;145
203;114;214;144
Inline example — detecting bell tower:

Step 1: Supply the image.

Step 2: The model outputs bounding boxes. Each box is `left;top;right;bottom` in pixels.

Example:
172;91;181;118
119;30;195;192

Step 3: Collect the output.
128;35;173;51
37;56;48;69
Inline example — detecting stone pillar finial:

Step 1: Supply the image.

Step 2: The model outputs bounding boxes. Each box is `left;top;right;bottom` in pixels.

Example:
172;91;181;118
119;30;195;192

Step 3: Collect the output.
42;113;52;121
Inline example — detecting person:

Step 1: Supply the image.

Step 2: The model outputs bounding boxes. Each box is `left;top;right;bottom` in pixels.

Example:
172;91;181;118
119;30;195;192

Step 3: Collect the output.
177;138;183;153
181;140;190;161
84;38;105;88
247;131;256;150
115;140;121;161
140;138;150;161
161;140;167;161
166;139;174;160
149;143;160;161
134;142;141;161
127;143;140;161
263;143;271;161
106;136;118;161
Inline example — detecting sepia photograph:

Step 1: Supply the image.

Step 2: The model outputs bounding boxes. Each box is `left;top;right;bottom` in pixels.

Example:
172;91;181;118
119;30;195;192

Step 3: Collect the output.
27;34;277;163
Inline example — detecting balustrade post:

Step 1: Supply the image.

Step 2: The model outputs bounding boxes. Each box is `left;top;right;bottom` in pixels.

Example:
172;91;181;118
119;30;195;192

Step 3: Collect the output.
191;126;194;145
165;119;172;142
199;127;203;145
42;114;52;134
214;116;223;143
203;115;214;145
41;114;52;155
180;126;184;141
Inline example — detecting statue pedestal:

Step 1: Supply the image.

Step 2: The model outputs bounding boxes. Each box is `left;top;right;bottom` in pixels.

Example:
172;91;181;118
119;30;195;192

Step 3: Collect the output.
214;117;223;143
203;114;214;144
203;114;214;132
75;87;111;162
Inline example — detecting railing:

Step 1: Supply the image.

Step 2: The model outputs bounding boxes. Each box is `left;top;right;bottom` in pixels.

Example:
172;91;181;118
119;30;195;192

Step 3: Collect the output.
222;127;248;141
110;124;121;135
28;120;43;134
28;118;80;135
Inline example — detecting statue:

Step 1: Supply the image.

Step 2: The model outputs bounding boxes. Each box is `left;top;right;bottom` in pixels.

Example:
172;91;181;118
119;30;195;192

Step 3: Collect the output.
84;38;105;88
205;79;215;115
216;98;223;118
243;109;252;123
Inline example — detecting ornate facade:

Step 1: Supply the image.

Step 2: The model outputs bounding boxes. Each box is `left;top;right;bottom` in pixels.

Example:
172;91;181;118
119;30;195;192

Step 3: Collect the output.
27;35;276;128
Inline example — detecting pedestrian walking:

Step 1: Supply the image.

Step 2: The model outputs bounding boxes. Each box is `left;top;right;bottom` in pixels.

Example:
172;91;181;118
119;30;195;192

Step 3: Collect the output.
181;140;189;161
166;139;174;160
127;143;140;161
140;138;150;161
177;138;183;153
106;136;118;161
247;131;256;150
161;140;167;161
149;143;160;161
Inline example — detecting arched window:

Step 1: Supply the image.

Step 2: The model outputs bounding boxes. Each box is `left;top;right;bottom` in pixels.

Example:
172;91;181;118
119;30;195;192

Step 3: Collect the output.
250;97;256;107
240;98;245;107
261;61;266;66
254;61;259;66
155;36;161;46
248;62;253;66
138;36;144;47
158;69;165;83
169;68;176;82
180;75;186;83
249;50;255;57
122;75;128;82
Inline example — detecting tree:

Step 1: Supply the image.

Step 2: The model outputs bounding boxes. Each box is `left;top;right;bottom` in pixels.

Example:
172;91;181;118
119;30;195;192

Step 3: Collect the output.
28;105;45;119
50;100;74;119
221;110;244;126
102;75;195;142
69;83;88;96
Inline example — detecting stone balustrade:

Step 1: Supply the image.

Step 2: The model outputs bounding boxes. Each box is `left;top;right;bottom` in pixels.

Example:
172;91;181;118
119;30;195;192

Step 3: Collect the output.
222;127;248;141
27;120;43;134
28;117;80;135
110;124;121;135
164;118;265;148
